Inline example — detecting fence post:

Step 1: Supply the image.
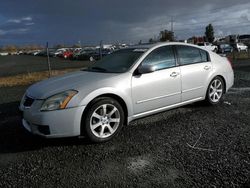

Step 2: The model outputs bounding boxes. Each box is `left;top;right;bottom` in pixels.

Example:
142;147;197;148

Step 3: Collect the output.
99;40;103;60
46;42;51;77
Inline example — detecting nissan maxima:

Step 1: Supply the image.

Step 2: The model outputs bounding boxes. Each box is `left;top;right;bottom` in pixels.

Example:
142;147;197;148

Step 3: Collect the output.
19;42;234;142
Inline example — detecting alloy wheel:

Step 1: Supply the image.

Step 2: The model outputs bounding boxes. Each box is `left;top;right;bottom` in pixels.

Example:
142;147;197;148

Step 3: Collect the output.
208;79;223;103
90;104;120;138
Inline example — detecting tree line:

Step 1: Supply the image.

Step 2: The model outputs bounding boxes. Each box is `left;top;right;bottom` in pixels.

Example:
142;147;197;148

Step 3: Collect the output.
148;23;215;43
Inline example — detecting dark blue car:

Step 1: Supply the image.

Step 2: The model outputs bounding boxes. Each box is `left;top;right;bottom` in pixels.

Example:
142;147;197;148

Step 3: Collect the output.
217;44;233;54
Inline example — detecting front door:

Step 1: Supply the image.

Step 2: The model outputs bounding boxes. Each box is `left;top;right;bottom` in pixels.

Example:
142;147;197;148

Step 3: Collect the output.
132;45;181;115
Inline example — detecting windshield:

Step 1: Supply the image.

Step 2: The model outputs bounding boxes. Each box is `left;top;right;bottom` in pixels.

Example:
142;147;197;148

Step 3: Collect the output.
85;48;146;73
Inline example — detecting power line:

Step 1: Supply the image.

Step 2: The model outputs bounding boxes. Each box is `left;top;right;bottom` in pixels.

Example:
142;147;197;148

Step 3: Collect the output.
174;17;244;28
174;22;250;32
174;2;250;18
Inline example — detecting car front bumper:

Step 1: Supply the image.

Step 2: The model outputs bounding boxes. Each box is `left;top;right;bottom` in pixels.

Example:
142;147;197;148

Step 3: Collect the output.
20;101;86;138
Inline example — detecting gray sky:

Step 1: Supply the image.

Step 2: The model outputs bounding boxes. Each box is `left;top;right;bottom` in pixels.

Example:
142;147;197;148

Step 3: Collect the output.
1;0;250;46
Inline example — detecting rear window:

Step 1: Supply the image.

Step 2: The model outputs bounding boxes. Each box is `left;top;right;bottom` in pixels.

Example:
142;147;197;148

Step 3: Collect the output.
176;45;209;65
200;50;209;62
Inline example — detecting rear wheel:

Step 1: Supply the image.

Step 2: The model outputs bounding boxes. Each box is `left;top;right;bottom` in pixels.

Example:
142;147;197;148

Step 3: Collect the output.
205;76;225;105
83;97;124;142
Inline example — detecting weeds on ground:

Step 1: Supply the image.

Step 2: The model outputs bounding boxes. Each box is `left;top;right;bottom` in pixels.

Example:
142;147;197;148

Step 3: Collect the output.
0;69;78;87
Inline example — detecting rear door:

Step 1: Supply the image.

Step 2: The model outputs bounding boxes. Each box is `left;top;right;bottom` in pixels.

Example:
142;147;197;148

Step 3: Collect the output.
175;45;212;102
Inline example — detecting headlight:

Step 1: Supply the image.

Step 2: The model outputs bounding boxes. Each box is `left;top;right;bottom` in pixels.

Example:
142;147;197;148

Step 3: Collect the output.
41;90;78;111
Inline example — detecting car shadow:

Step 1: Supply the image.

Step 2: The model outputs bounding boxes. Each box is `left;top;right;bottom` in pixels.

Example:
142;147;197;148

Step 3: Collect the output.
0;101;93;154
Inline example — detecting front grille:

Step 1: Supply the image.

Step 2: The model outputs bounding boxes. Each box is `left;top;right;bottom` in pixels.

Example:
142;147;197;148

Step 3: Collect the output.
23;96;35;107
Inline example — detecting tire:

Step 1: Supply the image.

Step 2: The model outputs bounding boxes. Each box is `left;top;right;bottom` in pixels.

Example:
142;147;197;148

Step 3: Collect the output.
82;97;124;143
205;76;225;105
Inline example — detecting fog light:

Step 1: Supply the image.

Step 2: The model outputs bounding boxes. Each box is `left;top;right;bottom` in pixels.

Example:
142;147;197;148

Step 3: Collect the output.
37;125;50;135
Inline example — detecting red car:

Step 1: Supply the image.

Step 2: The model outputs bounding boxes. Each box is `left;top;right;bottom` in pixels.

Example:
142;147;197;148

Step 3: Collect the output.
58;50;73;59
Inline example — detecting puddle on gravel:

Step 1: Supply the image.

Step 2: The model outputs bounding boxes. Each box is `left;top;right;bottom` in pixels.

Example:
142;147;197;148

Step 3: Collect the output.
127;155;151;173
127;155;184;184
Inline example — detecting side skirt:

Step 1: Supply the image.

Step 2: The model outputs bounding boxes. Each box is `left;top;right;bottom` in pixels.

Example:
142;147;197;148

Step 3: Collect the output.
127;97;204;123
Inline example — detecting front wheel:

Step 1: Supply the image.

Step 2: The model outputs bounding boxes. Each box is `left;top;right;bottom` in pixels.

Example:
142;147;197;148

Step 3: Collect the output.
205;77;225;105
82;97;124;143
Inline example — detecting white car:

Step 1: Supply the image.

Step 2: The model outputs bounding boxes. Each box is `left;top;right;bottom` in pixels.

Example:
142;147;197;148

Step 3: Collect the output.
54;48;67;57
20;42;234;142
236;43;248;52
0;52;8;56
197;42;218;52
33;50;41;56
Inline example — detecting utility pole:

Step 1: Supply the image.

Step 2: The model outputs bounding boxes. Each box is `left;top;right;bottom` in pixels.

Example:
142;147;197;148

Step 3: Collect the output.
79;40;82;48
171;16;174;33
171;16;174;41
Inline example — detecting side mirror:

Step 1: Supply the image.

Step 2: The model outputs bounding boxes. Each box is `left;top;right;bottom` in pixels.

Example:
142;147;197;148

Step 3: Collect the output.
137;64;156;74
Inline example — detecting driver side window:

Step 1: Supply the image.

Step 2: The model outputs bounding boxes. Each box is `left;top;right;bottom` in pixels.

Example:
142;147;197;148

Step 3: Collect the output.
142;46;176;71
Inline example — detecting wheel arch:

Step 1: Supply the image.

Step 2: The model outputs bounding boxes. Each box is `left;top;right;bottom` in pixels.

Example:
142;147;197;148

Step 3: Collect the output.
215;75;227;94
80;93;129;135
206;74;227;94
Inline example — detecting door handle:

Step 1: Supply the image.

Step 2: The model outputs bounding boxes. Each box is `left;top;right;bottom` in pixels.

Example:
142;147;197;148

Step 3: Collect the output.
170;72;179;77
204;66;211;70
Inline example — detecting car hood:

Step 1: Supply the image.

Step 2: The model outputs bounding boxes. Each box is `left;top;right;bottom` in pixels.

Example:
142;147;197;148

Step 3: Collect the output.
26;70;120;99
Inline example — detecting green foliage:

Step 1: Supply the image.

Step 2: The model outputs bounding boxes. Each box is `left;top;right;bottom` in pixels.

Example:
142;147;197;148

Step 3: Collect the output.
205;24;214;43
149;38;154;43
159;30;174;42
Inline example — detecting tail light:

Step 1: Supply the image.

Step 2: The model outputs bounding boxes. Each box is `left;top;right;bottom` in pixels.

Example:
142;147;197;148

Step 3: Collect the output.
227;57;233;68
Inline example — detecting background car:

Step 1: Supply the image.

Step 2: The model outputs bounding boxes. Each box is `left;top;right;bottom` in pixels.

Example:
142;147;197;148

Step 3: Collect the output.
235;43;248;52
62;50;74;59
53;48;67;57
217;44;233;53
73;48;114;61
73;49;96;60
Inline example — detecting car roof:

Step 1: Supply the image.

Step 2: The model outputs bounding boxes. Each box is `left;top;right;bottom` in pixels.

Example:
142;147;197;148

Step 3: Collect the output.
129;42;207;51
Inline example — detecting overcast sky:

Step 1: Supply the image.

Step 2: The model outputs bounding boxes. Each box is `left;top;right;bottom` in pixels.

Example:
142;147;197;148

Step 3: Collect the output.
1;0;250;46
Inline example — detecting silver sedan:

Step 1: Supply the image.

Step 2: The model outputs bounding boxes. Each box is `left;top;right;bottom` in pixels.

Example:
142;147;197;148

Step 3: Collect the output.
19;42;234;142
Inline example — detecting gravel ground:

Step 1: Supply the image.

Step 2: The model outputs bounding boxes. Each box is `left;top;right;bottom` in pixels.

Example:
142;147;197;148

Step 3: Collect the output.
0;59;249;187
